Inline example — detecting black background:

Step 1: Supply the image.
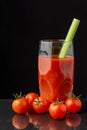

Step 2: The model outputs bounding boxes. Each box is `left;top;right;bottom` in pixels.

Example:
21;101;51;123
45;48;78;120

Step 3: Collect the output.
1;0;87;98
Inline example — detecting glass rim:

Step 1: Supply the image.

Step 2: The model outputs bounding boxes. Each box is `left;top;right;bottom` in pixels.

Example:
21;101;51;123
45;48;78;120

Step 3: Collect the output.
39;39;73;43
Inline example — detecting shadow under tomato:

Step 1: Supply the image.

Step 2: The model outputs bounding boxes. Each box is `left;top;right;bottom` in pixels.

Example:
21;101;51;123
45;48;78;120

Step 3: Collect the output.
28;112;50;130
12;114;29;129
65;113;81;127
49;118;67;130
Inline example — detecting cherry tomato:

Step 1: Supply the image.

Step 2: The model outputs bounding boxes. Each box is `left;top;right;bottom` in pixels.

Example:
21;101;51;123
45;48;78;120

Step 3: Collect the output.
49;101;67;119
12;114;29;129
65;113;81;127
12;97;29;114
32;96;50;113
65;96;82;113
25;92;39;108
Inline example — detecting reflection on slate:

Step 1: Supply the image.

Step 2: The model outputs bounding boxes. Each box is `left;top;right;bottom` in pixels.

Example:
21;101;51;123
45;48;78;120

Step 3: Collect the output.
0;100;87;130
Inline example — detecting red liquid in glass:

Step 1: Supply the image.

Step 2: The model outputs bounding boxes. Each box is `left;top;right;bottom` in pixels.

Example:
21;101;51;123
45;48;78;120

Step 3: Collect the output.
38;55;74;101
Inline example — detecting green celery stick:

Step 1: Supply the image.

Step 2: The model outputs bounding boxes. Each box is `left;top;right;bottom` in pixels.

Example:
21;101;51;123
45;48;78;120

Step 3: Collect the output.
59;18;80;58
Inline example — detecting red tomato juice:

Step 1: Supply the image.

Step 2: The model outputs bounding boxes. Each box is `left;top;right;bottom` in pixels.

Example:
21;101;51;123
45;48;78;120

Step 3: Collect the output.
38;55;74;102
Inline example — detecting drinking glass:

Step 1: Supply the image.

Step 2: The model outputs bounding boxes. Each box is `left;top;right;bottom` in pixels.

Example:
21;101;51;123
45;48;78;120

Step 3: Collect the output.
38;39;74;101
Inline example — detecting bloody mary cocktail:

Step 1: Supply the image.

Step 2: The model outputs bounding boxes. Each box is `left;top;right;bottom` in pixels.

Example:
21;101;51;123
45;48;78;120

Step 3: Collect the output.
38;40;74;102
